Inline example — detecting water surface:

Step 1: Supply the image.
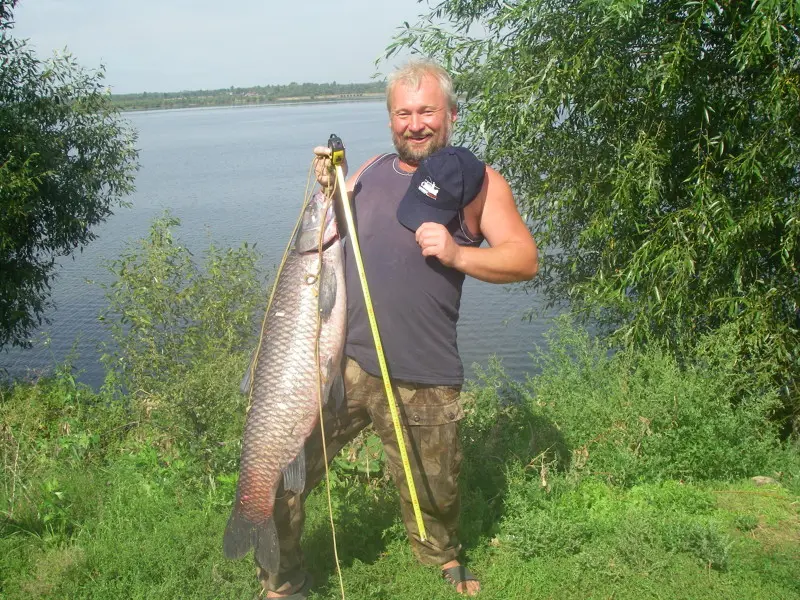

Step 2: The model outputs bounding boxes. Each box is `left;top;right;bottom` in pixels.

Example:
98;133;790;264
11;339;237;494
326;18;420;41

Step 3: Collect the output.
1;102;550;386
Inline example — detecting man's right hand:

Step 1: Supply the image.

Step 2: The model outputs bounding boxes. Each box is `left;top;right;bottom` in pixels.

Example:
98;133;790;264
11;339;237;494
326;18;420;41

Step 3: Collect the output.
313;146;348;189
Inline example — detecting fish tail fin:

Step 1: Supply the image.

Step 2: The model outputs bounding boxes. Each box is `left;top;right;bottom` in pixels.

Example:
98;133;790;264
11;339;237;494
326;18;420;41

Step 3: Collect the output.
255;517;280;572
222;509;280;572
222;506;254;560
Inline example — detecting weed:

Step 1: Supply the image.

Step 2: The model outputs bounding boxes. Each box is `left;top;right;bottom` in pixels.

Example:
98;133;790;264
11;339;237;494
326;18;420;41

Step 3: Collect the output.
734;513;759;532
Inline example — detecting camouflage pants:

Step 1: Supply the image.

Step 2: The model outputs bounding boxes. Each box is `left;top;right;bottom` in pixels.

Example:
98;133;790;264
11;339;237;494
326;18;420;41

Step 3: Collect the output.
257;357;465;592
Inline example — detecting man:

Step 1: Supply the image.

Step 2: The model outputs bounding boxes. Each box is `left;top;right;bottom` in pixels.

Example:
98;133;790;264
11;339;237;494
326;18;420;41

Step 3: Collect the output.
260;59;538;598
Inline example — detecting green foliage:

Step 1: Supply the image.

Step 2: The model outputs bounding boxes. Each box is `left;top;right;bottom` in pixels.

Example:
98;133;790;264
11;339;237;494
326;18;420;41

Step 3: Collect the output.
99;212;263;469
0;363;129;541
456;360;569;542
734;512;759;532
463;318;794;493
332;429;388;482
453;319;798;573
523;318;785;484
388;0;800;418
0;0;139;348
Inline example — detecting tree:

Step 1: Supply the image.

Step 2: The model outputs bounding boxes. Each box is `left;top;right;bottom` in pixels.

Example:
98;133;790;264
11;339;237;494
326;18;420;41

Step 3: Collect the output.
0;0;139;348
388;0;800;418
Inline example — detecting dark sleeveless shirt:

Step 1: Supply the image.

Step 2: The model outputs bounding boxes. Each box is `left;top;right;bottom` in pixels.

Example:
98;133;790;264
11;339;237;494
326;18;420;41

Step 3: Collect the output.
344;153;484;385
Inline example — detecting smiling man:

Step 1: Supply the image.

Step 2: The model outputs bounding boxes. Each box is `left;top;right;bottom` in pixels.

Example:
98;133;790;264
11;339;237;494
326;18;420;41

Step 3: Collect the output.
256;59;538;599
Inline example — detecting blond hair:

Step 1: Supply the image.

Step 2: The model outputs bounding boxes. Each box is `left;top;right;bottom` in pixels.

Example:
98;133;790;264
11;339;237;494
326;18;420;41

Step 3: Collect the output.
386;59;457;112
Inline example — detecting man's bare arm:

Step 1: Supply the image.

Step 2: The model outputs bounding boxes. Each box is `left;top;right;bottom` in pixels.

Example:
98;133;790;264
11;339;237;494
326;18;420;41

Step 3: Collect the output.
415;167;538;283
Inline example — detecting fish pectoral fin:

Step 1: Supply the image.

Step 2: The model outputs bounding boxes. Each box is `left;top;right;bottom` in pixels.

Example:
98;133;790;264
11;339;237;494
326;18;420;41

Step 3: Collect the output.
323;357;345;410
240;348;257;396
329;372;345;410
282;448;306;494
318;259;337;321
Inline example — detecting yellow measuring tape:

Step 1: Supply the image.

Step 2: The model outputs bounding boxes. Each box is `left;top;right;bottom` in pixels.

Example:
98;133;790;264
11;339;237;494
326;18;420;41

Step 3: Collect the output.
327;134;428;542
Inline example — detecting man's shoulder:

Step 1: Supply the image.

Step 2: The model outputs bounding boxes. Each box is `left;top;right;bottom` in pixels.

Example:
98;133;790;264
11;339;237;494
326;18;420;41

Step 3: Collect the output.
350;153;395;186
462;165;515;235
484;164;511;187
359;153;395;172
347;154;393;191
351;153;394;185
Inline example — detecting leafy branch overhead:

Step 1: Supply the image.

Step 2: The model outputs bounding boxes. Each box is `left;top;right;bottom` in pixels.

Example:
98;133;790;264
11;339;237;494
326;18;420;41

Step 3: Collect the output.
0;0;139;348
388;0;800;412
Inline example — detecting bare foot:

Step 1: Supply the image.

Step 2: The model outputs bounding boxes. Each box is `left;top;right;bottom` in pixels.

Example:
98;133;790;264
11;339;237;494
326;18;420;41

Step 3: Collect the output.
441;559;481;596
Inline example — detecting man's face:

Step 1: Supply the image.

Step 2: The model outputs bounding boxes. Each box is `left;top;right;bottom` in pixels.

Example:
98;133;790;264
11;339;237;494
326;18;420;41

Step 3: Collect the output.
389;75;456;166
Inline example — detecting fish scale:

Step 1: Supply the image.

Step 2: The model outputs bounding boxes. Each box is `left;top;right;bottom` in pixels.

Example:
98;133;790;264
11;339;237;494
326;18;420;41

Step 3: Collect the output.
239;250;337;519
223;192;346;573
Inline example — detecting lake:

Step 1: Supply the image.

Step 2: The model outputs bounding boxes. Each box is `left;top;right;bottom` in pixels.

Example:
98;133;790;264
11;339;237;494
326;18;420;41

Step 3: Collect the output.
1;101;551;387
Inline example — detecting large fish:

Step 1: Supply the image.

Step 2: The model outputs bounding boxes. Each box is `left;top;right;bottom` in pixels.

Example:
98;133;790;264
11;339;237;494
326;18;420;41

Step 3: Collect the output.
223;190;346;571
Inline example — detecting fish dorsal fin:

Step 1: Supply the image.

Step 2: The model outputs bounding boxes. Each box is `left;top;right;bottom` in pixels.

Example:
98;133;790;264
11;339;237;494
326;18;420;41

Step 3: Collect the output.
282;447;306;494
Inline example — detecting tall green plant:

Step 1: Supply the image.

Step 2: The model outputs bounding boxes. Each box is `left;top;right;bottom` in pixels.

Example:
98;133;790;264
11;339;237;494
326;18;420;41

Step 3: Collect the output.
526;319;784;484
387;1;800;418
100;214;263;462
0;0;139;348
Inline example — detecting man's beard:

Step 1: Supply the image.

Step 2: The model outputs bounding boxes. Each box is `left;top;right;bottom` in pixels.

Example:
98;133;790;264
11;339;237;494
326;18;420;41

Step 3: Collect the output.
392;120;452;165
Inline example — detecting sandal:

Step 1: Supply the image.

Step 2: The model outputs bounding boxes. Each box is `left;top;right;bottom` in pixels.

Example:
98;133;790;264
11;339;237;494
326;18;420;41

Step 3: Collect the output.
441;565;479;595
265;572;313;599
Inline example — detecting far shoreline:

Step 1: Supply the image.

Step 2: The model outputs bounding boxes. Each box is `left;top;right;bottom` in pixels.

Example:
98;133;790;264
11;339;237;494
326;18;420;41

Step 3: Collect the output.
116;93;386;114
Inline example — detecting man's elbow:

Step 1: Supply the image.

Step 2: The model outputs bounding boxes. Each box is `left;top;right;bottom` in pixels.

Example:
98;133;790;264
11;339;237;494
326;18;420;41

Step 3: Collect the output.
524;259;539;281
503;252;537;283
517;245;539;281
519;262;538;282
490;239;539;283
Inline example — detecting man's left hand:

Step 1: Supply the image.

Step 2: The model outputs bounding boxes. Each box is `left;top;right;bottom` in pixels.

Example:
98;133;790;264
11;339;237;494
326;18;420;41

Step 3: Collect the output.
415;222;461;268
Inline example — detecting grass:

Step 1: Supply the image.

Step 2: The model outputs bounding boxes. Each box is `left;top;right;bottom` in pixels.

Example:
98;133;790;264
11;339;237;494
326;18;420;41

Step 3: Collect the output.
1;458;798;599
2;318;799;599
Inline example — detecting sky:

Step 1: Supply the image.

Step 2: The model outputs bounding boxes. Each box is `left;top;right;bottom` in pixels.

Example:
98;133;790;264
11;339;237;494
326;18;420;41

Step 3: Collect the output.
10;0;429;94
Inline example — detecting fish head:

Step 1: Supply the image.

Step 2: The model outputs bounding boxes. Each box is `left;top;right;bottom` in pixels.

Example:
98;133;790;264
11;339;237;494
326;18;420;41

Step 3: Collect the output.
295;191;338;253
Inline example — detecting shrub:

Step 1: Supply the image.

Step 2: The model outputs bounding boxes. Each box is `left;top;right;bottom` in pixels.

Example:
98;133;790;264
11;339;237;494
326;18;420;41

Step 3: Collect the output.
99;213;263;471
1;0;138;348
528;318;784;484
